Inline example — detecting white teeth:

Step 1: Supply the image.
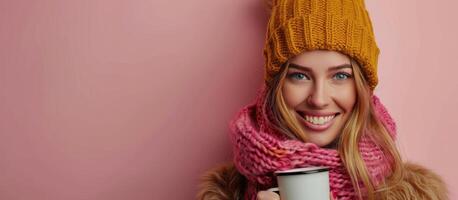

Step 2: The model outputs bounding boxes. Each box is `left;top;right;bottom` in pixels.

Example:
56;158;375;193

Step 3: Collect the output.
304;114;335;125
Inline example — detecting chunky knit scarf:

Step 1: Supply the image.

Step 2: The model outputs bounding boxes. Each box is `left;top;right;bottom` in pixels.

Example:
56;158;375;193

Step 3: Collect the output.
229;86;397;200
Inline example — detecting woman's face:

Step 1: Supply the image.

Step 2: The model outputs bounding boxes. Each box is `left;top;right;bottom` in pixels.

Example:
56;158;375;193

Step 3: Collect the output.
281;50;357;148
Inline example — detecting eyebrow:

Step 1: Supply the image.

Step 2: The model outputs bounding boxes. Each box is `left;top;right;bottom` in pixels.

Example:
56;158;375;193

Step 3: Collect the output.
288;63;352;72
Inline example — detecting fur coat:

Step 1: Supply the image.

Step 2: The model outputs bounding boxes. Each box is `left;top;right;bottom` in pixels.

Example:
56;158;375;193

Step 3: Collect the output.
196;161;448;200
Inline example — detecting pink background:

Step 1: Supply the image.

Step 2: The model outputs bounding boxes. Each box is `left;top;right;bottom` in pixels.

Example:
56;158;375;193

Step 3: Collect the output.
1;0;457;199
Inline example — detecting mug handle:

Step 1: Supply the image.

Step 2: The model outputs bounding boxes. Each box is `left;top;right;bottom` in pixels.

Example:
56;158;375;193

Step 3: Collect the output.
267;187;280;195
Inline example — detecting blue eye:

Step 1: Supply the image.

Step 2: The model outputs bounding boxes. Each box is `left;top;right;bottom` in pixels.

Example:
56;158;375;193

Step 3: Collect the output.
289;72;308;80
334;72;352;80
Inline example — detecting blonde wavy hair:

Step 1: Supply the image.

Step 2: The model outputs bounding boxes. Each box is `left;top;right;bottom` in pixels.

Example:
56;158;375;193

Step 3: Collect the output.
262;57;405;200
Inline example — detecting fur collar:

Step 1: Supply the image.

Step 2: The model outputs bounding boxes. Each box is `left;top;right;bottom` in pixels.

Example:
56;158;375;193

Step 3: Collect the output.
197;161;448;200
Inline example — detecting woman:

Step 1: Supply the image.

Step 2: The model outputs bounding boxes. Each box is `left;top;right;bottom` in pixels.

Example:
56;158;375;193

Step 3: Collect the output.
197;0;448;199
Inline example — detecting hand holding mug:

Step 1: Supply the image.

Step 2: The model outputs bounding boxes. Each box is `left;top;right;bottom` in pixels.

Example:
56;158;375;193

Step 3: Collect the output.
261;166;332;200
256;190;336;200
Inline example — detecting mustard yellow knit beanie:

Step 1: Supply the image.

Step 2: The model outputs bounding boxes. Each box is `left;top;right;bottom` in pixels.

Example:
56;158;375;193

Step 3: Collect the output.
263;0;380;90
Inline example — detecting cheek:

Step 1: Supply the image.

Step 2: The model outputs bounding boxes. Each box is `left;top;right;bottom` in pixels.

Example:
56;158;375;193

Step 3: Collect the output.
282;83;308;108
333;86;357;111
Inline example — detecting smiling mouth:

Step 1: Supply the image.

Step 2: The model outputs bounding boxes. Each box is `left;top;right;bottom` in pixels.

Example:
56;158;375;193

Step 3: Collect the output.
297;111;340;124
296;112;340;132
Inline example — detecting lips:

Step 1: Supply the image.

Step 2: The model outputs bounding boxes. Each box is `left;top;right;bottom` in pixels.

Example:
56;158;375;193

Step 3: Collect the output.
299;111;339;117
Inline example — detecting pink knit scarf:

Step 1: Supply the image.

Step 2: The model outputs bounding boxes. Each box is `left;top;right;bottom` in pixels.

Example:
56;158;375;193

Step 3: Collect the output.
229;86;397;200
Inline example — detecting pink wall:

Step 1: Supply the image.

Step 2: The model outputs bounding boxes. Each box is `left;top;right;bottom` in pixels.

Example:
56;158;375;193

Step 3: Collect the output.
0;0;456;199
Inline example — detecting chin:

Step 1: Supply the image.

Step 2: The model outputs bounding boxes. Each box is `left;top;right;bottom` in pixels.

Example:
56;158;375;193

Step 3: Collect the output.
307;137;338;149
308;140;330;147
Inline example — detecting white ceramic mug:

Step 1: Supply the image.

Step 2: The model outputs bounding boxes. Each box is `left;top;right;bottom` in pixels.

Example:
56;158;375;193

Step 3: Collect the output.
267;166;330;200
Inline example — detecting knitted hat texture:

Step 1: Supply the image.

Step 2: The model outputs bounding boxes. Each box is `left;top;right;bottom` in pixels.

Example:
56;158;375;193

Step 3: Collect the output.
263;0;380;90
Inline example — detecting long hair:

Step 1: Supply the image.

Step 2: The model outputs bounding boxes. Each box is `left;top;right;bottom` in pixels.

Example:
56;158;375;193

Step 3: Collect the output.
262;57;404;200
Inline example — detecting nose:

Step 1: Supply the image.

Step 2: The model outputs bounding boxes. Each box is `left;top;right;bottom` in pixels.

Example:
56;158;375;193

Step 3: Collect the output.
306;80;330;108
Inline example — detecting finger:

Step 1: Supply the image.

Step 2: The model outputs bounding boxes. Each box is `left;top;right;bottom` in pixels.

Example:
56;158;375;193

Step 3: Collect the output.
257;191;280;200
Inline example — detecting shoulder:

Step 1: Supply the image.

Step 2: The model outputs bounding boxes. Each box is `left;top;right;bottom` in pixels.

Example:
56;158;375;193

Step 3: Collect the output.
382;161;449;200
196;161;246;200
